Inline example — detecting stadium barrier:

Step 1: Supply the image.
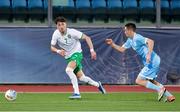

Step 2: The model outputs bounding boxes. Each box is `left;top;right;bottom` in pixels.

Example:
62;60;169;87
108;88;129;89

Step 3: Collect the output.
0;27;180;84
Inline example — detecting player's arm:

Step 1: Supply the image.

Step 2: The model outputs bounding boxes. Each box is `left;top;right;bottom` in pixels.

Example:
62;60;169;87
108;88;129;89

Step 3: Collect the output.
105;39;126;53
81;34;96;60
51;45;65;57
50;34;66;58
146;38;154;63
146;38;154;54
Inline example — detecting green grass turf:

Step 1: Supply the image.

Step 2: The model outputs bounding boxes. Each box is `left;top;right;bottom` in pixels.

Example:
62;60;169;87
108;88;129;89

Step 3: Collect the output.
0;92;179;111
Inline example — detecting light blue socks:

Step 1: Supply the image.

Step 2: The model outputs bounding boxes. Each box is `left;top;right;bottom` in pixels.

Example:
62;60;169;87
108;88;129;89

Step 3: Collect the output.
146;82;173;97
146;81;161;92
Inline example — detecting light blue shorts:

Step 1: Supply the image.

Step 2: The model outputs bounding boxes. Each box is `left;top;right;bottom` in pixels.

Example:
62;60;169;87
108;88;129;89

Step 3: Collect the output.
138;55;160;80
138;66;159;80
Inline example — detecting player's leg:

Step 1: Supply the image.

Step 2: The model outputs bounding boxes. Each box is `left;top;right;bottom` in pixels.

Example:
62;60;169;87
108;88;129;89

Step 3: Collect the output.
150;80;172;97
136;66;166;101
72;52;106;94
136;66;162;91
136;76;165;101
150;80;175;102
76;70;106;94
65;61;81;99
76;70;99;87
66;53;83;99
135;76;161;92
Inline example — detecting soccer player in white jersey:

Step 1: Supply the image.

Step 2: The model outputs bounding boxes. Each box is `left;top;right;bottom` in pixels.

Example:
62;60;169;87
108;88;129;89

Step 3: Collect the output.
51;17;106;99
106;23;175;102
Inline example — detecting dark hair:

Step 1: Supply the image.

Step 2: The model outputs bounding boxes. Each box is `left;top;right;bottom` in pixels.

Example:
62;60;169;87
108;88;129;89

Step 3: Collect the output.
54;16;66;24
125;23;136;31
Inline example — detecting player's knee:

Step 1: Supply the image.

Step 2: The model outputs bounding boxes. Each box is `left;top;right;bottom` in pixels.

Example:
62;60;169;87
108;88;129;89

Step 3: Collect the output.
65;67;77;81
135;78;140;85
79;75;85;81
65;67;74;74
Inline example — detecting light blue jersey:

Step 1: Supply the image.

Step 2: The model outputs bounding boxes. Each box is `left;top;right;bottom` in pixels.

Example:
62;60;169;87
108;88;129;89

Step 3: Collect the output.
122;33;160;80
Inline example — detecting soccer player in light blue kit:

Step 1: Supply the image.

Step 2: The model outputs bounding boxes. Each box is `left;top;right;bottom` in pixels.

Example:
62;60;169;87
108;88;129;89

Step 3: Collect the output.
106;23;175;102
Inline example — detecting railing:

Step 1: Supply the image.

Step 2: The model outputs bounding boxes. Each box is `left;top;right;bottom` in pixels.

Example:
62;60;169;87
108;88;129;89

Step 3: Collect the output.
0;0;180;28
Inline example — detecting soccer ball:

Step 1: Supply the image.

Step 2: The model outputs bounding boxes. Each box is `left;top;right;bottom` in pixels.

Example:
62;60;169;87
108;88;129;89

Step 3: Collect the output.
5;89;17;101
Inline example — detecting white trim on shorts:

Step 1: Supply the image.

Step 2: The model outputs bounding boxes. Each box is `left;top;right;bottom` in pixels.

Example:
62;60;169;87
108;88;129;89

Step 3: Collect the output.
138;74;157;80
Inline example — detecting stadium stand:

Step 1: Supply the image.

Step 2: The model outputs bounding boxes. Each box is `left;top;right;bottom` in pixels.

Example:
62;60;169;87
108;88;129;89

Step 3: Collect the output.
0;0;12;21
76;0;92;22
171;0;180;21
161;0;171;22
12;0;28;22
0;0;180;25
52;0;62;19
28;0;44;22
139;0;156;22
92;0;108;22
53;0;76;22
107;0;123;22
123;0;139;22
43;0;48;19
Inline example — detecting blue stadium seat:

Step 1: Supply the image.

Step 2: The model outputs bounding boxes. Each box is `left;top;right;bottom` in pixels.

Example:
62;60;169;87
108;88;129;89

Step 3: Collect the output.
12;0;28;21
161;0;171;22
0;0;12;21
107;0;123;22
28;0;44;22
53;0;76;22
139;0;156;22
44;0;48;10
43;0;48;19
53;0;63;19
76;0;92;22
92;0;108;22
171;0;180;21
123;0;139;22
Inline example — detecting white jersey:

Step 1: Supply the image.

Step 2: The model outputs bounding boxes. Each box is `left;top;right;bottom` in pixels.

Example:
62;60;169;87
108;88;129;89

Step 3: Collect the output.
51;28;83;59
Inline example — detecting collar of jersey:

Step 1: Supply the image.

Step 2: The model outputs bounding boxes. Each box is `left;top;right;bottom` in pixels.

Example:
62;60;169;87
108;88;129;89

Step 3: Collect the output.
60;28;68;36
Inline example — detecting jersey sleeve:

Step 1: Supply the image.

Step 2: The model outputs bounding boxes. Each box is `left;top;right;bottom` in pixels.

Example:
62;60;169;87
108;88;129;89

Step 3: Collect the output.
71;29;83;40
122;38;132;49
51;32;58;46
136;34;148;45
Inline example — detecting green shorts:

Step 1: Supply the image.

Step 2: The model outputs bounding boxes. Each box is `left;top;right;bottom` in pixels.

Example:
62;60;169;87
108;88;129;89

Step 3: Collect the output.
66;52;83;74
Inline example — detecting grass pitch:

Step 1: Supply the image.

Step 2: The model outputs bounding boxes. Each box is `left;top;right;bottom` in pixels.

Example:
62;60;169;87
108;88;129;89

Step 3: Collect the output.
0;92;179;111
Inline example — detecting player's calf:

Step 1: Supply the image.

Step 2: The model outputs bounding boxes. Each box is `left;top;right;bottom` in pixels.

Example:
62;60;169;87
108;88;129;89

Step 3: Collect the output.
78;75;106;94
79;75;99;87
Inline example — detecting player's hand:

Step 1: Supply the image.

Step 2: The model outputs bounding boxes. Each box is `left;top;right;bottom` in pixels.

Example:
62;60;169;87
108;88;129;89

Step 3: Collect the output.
57;49;65;57
105;38;114;46
90;51;97;60
146;52;151;63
